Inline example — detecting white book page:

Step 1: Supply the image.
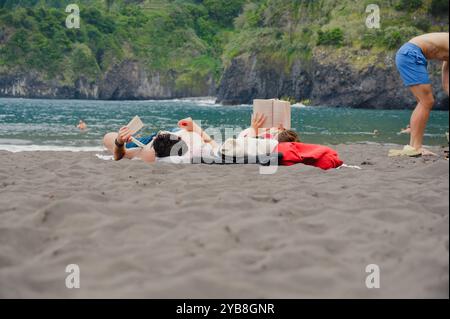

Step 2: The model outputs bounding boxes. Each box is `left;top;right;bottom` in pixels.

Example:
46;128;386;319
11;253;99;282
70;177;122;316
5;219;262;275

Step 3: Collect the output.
273;100;291;129
253;99;274;128
127;115;144;135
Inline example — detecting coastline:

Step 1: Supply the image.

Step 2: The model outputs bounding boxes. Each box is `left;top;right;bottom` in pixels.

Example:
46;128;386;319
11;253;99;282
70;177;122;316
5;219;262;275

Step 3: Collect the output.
0;143;448;298
0;140;447;153
1;95;449;110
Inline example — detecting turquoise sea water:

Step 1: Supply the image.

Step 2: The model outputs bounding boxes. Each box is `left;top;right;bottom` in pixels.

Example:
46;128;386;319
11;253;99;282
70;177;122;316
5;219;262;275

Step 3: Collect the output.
0;97;448;151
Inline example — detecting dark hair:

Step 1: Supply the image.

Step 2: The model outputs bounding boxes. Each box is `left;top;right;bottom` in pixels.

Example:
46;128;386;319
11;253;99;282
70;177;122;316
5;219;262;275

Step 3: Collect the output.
277;130;300;143
153;133;188;158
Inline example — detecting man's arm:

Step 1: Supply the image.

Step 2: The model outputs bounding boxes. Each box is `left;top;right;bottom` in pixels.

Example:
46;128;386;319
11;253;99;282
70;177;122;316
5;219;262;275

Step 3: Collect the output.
178;117;218;149
442;61;449;95
113;127;132;161
113;127;156;163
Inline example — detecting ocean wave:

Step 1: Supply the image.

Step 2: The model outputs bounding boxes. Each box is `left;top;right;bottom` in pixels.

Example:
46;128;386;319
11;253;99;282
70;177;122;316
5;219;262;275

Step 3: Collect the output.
141;97;254;107
0;144;104;153
144;97;218;105
292;103;311;108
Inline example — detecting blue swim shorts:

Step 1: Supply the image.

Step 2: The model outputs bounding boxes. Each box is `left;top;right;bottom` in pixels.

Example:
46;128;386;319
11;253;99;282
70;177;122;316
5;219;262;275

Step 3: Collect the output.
395;42;430;87
125;134;156;149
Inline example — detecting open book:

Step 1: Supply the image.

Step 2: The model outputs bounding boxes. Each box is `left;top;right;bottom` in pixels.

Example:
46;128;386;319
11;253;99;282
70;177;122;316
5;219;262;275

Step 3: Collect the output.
127;115;146;148
253;99;291;129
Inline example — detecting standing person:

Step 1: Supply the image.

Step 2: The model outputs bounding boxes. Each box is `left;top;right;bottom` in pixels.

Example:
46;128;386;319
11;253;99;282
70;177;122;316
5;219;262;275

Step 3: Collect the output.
393;32;449;156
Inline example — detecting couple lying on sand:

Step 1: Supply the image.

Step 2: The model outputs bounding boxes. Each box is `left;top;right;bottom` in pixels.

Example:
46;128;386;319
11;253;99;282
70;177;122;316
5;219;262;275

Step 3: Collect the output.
103;113;343;170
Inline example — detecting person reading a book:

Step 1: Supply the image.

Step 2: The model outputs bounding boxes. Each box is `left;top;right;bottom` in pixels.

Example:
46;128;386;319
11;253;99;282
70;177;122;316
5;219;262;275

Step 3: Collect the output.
242;108;342;170
241;112;300;143
103;115;342;170
238;99;298;142
103;117;217;163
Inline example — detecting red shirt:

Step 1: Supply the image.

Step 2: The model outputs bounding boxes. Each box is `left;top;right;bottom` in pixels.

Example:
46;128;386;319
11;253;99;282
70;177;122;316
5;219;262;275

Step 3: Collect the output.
276;142;343;170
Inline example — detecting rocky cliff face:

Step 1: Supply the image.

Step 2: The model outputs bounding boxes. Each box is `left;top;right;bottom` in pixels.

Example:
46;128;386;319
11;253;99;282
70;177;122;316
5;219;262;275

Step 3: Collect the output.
0;71;79;99
216;50;449;110
0;60;216;100
1;54;448;110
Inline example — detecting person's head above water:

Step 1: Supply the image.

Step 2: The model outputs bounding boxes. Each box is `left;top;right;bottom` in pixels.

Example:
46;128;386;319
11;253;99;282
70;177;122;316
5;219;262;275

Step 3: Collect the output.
77;120;87;130
277;130;300;143
152;133;188;158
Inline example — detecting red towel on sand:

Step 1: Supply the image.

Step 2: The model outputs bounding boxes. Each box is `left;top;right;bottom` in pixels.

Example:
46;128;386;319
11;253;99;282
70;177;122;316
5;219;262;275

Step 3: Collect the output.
275;142;344;170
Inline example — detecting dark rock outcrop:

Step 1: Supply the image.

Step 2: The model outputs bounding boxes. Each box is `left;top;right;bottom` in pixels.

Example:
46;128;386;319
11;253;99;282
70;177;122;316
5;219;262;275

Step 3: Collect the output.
98;60;175;100
0;71;78;99
97;60;216;99
216;51;449;110
217;55;313;105
0;59;216;100
1;52;448;110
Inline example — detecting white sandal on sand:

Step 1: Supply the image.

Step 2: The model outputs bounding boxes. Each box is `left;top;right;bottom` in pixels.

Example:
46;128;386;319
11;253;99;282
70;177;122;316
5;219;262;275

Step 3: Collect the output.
388;145;422;157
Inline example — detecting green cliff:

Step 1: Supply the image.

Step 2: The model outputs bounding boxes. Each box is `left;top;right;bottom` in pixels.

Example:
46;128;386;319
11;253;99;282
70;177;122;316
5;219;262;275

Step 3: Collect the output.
0;0;448;107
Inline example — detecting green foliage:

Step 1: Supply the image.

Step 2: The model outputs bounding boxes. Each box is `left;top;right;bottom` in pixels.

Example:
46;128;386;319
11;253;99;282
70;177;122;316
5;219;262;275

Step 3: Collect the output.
0;0;241;85
105;0;115;11
235;3;263;29
223;0;447;70
71;43;100;79
382;26;420;50
83;8;116;34
412;18;431;32
362;25;422;50
429;0;449;16
0;0;448;91
361;30;384;50
317;28;344;47
395;0;423;11
202;0;246;27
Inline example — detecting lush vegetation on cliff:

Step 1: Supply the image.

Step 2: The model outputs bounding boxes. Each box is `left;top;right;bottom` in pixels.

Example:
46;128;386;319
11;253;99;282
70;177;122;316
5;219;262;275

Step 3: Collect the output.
0;0;448;93
0;0;244;92
223;0;448;68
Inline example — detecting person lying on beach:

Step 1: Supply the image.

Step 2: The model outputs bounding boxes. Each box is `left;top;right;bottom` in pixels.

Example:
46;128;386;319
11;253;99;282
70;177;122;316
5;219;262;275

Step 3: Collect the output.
103;112;300;163
240;112;342;169
102;114;343;170
239;112;301;143
103;118;218;163
392;32;449;157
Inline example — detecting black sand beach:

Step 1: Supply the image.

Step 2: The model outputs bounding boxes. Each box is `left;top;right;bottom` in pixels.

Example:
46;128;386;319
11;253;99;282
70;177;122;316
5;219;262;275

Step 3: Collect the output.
0;144;448;298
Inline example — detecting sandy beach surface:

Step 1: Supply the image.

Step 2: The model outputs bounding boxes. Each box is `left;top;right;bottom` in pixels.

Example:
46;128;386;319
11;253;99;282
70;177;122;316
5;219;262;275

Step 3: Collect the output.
0;144;448;298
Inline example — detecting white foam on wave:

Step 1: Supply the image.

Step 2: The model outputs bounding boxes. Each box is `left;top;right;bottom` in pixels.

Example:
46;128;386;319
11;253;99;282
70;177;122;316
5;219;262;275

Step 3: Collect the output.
144;97;218;105
292;103;310;108
0;144;104;153
143;97;255;107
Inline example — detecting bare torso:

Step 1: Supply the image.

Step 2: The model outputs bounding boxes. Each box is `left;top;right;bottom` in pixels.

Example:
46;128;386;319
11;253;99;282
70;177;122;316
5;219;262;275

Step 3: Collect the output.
409;33;449;61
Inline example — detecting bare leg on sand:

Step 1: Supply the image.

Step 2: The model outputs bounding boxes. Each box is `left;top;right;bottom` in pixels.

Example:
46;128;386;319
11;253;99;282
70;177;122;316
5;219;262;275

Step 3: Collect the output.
409;84;437;156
